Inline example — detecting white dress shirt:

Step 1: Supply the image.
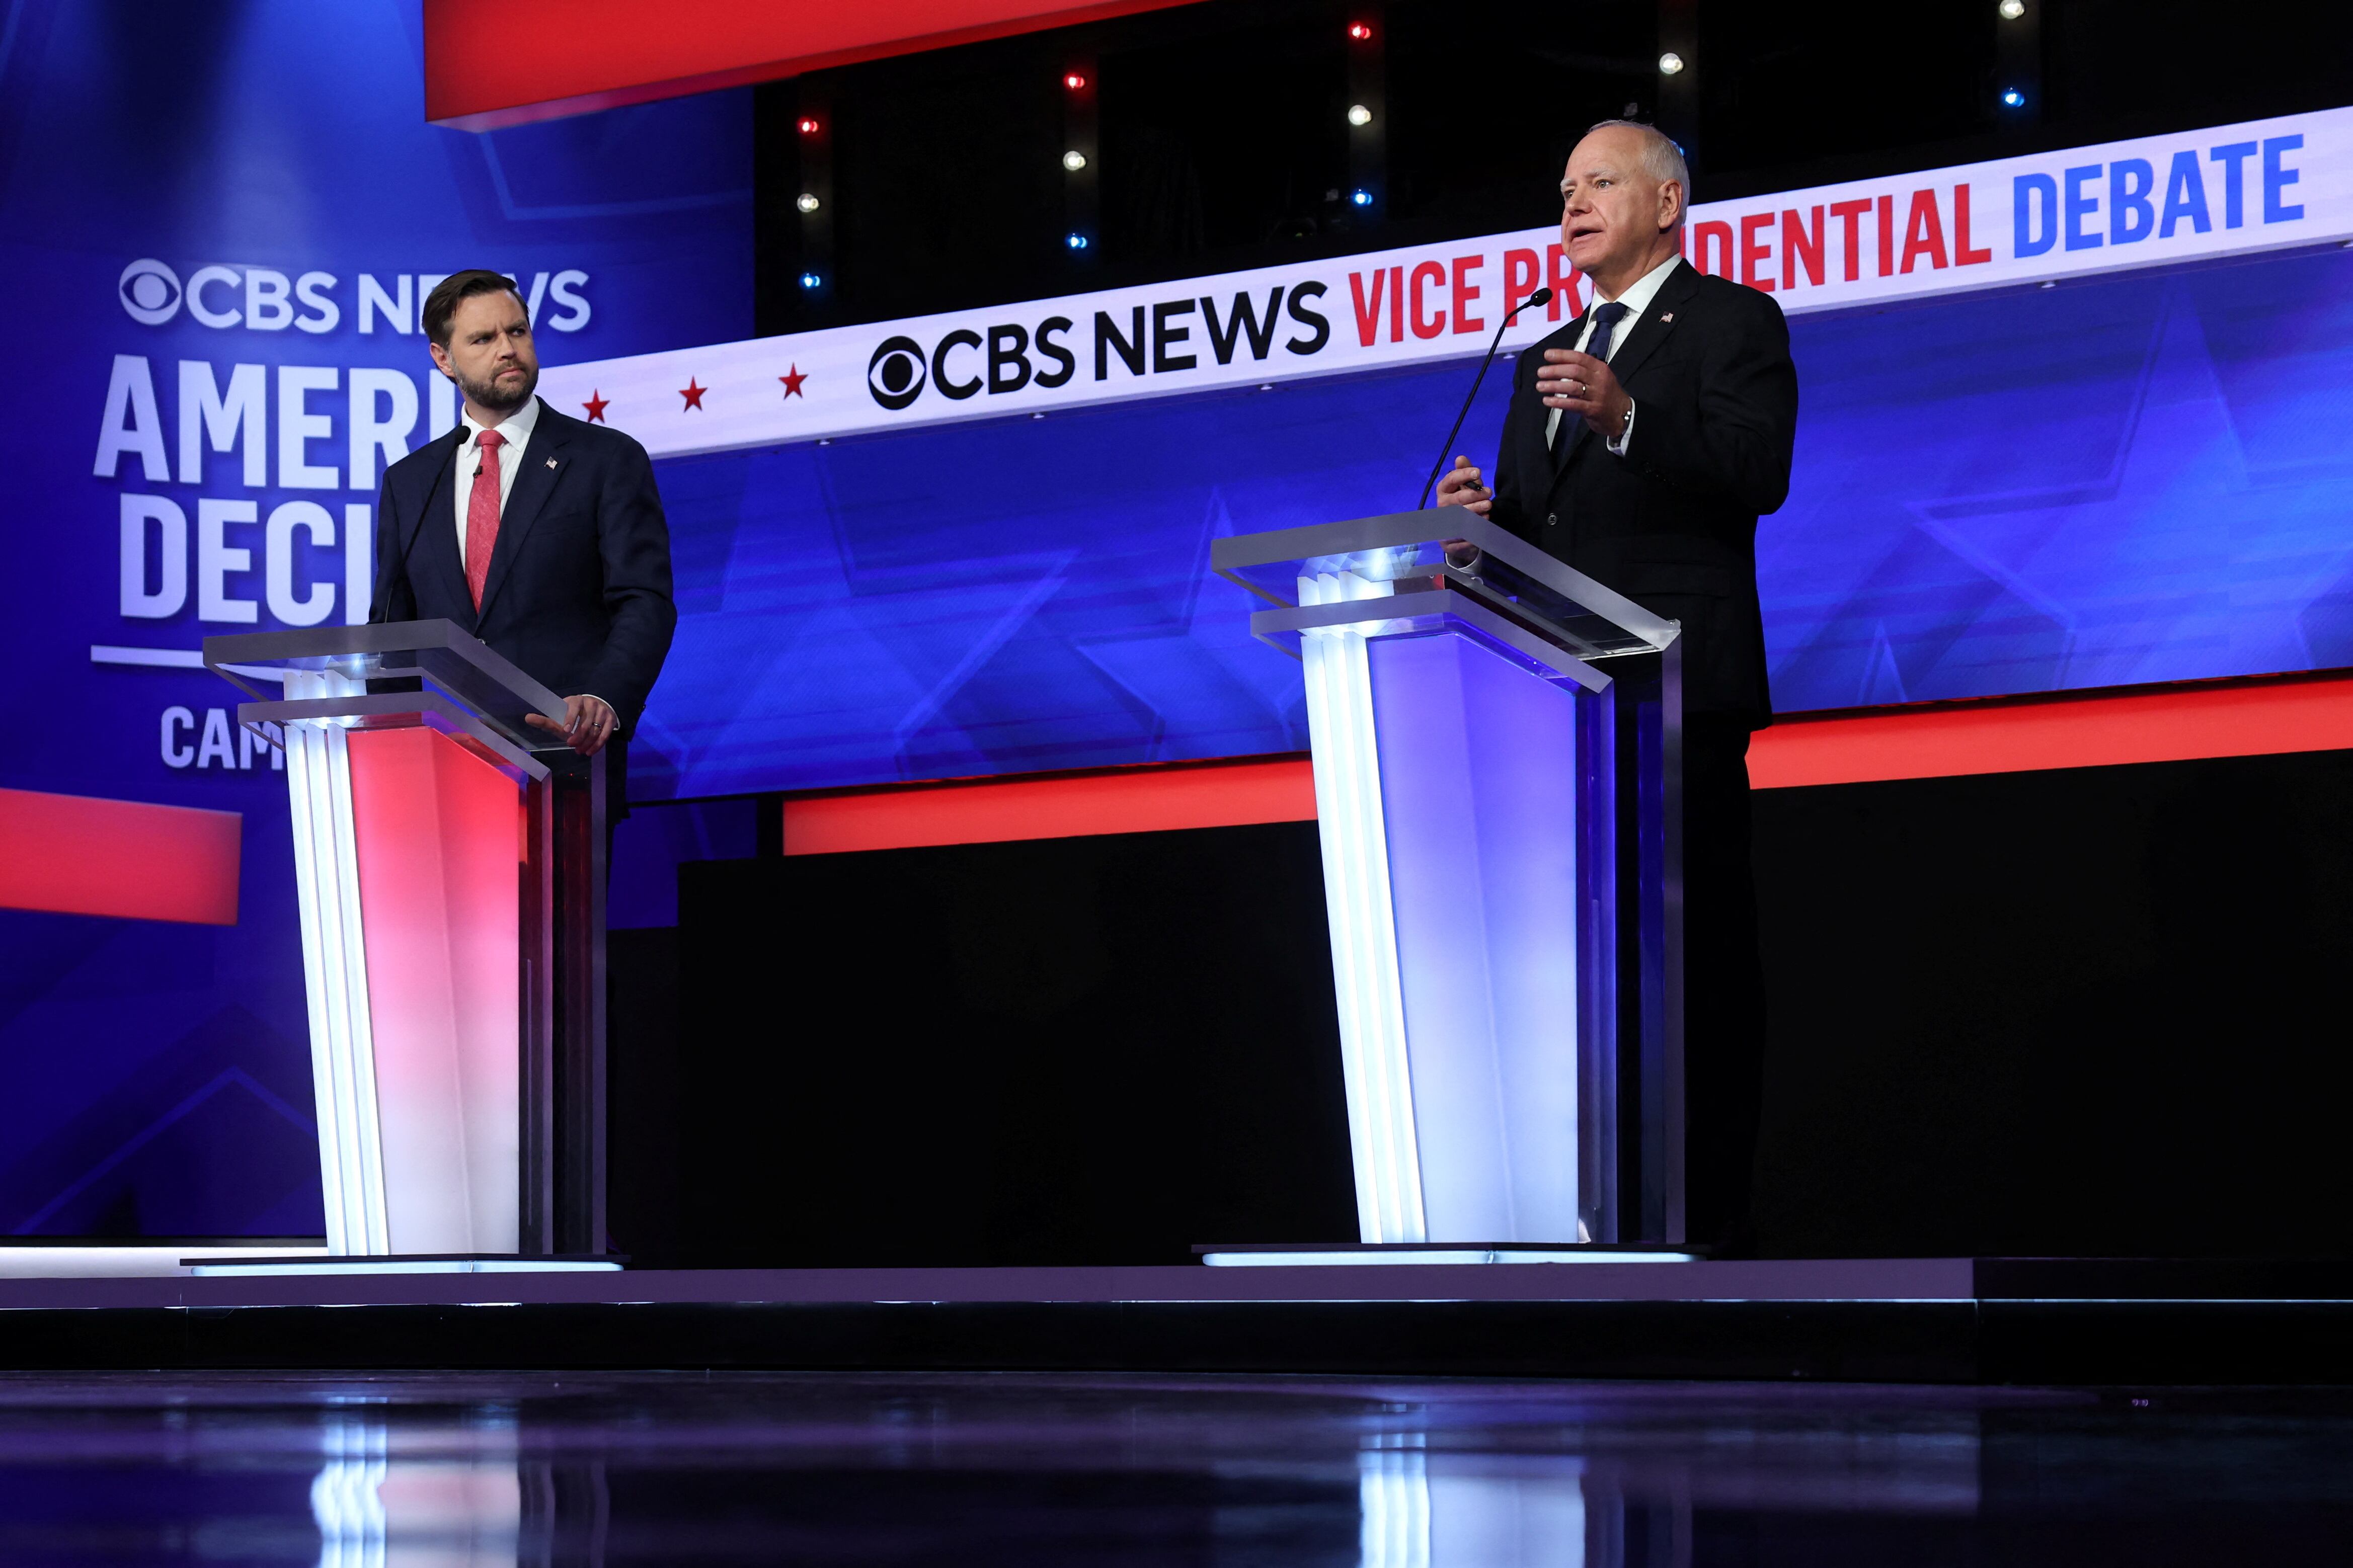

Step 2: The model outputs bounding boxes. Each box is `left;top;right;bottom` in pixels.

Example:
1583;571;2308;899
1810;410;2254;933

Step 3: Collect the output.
1546;252;1685;457
453;395;541;570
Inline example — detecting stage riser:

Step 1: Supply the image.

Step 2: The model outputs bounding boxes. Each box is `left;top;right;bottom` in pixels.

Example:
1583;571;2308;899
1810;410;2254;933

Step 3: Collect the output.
10;1298;2353;1382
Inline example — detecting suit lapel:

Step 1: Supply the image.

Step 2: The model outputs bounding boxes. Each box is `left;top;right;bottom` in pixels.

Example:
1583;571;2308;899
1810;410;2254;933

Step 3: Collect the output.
406;430;473;626
475;399;572;623
1601;259;1699;390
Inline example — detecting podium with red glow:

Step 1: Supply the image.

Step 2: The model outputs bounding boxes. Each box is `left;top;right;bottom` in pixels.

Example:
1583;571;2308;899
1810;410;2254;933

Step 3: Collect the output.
207;622;608;1261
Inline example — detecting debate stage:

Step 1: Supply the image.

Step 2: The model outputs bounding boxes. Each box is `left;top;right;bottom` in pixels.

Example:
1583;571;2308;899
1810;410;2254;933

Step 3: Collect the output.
5;1255;2352;1384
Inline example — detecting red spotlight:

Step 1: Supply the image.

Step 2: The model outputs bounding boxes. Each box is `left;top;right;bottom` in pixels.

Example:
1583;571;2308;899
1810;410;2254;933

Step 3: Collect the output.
1063;71;1088;90
797;116;821;135
1347;21;1373;40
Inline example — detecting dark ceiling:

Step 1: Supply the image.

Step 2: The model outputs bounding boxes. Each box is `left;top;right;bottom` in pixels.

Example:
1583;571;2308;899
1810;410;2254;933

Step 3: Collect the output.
753;0;2353;335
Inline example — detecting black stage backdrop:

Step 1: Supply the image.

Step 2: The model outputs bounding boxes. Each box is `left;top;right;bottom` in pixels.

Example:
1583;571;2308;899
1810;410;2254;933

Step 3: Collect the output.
638;821;1356;1267
1750;746;2353;1260
610;749;2353;1265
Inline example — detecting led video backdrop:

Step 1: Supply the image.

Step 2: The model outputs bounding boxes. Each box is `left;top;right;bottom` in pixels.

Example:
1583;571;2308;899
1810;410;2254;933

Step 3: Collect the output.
634;240;2353;800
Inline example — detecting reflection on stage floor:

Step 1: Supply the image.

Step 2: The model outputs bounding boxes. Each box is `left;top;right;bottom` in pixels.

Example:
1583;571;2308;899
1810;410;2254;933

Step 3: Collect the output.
1;1371;2346;1564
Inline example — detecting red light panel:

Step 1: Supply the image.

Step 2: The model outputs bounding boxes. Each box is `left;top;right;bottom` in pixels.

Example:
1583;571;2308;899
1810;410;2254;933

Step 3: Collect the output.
0;786;241;925
425;1;1213;128
1348;21;1373;40
1750;670;2353;789
782;757;1313;855
1063;71;1088;89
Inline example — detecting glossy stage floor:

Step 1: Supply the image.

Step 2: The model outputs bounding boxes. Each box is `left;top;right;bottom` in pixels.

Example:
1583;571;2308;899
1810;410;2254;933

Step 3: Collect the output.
6;1256;2353;1384
1;1368;2349;1564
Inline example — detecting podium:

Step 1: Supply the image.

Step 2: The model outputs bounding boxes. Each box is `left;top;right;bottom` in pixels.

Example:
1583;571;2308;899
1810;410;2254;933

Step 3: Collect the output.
206;622;609;1260
1213;511;1685;1249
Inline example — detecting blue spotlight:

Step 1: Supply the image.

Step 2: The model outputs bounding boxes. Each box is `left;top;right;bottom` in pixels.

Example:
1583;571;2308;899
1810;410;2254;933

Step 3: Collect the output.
1066;232;1090;250
2001;88;2025;108
799;271;823;289
1351;188;1373;207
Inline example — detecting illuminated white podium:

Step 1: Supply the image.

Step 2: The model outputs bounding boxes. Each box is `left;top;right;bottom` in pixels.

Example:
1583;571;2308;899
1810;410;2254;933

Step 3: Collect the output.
1214;512;1686;1251
207;622;609;1261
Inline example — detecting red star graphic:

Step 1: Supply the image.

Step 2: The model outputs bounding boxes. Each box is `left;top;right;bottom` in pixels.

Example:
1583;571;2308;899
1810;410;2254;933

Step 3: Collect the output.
779;364;808;399
582;389;609;423
679;377;706;410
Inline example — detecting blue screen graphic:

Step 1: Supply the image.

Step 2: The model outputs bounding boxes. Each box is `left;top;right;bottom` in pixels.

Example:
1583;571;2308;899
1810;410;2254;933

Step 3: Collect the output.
0;0;747;1236
631;241;2353;801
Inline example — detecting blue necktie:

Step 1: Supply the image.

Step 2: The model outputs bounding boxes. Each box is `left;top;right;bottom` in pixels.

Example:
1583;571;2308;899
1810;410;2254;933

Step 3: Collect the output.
1555;301;1632;466
1585;300;1631;360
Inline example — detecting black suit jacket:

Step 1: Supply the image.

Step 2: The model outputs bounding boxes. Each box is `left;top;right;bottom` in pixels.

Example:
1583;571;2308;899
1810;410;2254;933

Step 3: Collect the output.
370;397;676;739
1490;259;1796;725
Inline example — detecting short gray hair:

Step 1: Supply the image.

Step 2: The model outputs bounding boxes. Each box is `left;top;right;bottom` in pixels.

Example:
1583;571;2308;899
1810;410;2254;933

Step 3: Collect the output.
1581;119;1689;201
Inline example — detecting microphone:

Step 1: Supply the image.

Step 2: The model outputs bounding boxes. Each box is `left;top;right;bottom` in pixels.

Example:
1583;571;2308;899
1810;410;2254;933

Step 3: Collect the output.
1416;286;1552;511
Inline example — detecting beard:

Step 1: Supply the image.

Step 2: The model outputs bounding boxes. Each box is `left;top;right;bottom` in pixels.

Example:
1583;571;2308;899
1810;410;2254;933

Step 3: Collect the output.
456;359;539;414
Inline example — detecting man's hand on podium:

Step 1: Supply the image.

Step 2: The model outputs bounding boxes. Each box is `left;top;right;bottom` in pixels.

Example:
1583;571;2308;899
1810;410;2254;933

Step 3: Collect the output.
527;694;618;756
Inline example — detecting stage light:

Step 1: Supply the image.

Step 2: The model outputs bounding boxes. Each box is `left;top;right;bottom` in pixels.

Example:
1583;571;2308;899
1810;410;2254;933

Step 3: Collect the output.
799;271;822;289
1999;0;2025;16
2002;87;2025;107
797;116;820;135
795;193;820;213
1348;21;1373;40
1063;71;1087;90
1658;52;1685;75
1351;189;1373;207
1348;104;1373;126
1066;232;1089;250
1062;150;1087;172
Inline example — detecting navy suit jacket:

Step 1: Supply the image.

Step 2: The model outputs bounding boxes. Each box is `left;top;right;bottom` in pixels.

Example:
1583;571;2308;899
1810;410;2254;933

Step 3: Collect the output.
369;398;676;739
1489;260;1796;726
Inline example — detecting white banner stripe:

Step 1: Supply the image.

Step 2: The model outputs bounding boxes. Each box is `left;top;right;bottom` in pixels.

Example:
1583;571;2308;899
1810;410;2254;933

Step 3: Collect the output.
535;106;2353;461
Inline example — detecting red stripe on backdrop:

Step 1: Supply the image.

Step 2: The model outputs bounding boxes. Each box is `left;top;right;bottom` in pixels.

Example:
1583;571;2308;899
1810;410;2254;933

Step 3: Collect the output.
1748;669;2353;788
0;787;241;925
783;755;1315;856
776;672;2353;853
425;0;1212;128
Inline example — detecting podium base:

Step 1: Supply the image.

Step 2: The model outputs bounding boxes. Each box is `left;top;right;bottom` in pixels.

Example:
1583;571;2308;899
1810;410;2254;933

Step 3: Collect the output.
1195;1243;1699;1267
185;1254;622;1277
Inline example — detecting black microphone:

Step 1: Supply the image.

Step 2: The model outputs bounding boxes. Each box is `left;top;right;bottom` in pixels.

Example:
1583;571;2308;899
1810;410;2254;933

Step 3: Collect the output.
1416;286;1552;511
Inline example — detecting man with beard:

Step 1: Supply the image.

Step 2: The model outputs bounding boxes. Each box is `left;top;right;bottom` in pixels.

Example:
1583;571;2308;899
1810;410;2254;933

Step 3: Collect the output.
371;270;675;761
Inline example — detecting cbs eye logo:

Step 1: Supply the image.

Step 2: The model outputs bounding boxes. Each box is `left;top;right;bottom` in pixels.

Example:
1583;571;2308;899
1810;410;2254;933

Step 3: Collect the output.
867;336;927;410
119;259;183;325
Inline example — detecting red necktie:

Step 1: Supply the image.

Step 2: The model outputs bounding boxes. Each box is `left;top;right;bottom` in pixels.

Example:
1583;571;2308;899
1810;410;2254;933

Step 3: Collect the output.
464;429;505;611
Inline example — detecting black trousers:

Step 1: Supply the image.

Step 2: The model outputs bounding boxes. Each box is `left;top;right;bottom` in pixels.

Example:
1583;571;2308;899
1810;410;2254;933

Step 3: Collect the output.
1681;715;1766;1247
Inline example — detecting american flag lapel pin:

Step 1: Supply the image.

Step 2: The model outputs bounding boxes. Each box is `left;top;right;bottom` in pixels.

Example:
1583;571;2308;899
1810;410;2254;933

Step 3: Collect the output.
545;457;557;468
1661;311;1675;323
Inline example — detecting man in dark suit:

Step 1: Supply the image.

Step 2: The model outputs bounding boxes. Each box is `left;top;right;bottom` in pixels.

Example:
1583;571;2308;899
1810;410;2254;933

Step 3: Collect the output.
1438;120;1798;1251
371;270;675;764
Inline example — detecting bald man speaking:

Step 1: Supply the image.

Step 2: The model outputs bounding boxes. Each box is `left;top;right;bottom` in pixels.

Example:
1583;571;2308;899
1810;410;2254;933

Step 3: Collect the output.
1438;119;1798;1253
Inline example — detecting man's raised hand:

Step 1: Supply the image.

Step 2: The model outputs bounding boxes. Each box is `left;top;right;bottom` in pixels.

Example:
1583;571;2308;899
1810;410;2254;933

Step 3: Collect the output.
1435;456;1492;517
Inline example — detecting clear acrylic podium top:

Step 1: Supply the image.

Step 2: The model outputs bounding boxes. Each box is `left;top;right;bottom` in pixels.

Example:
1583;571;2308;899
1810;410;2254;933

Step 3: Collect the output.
206;619;571;782
1210;510;1681;685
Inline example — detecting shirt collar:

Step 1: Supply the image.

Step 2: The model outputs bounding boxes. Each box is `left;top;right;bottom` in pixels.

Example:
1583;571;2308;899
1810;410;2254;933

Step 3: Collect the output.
1593;253;1684;316
460;395;540;450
